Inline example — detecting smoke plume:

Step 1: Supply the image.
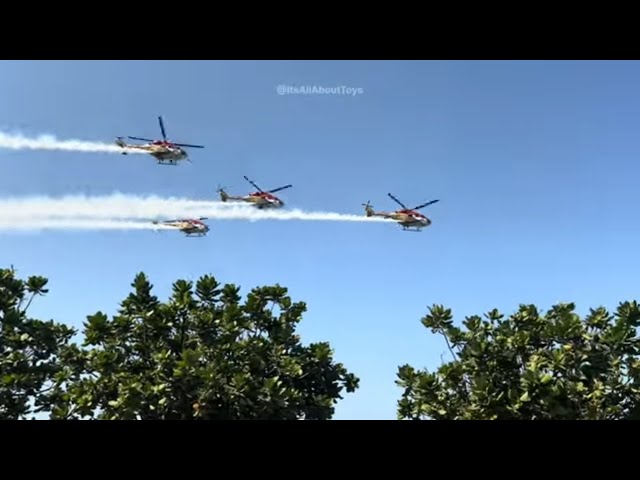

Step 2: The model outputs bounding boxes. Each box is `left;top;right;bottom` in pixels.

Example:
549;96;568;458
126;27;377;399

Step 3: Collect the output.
0;218;173;232
0;193;391;229
0;131;141;154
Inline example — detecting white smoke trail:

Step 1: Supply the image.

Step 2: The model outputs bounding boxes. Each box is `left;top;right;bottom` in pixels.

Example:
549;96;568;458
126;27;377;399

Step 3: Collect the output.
0;218;173;232
201;205;391;223
0;193;235;220
0;131;142;154
0;193;392;223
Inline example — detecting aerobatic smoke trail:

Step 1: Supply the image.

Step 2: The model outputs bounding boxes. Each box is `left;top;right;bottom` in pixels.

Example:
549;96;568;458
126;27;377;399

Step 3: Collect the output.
199;205;391;223
0;131;142;154
0;218;173;232
0;194;392;224
0;194;234;220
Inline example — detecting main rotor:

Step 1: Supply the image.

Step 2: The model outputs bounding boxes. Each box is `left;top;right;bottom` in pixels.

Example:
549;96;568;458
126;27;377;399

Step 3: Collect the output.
243;175;292;194
387;192;439;211
127;116;205;149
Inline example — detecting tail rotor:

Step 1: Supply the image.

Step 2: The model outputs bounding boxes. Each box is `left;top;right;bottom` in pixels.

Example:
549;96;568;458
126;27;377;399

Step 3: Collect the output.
217;184;229;202
362;201;374;217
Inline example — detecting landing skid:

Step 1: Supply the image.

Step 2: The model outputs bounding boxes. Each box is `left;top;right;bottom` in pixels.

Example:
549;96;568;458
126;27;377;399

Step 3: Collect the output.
401;226;423;232
157;160;178;166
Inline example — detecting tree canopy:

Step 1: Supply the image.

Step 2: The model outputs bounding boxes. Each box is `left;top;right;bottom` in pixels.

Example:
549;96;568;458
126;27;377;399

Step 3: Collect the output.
0;267;75;419
396;302;640;420
1;267;358;419
6;263;640;420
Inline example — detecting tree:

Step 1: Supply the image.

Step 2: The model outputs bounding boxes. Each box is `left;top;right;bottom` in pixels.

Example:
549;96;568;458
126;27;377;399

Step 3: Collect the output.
396;302;640;420
51;272;358;419
0;267;75;419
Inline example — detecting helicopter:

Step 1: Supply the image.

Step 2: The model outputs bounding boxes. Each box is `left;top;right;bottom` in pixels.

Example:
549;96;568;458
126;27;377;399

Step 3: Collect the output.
115;116;204;165
363;193;439;232
217;176;292;209
152;218;209;237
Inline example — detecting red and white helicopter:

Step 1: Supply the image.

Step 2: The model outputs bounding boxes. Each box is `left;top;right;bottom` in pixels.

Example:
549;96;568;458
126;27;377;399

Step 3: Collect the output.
218;176;292;209
363;193;439;232
115;116;204;165
152;217;209;237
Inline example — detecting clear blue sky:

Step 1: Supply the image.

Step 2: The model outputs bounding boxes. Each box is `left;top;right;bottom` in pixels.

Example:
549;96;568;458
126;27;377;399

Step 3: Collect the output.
1;60;639;419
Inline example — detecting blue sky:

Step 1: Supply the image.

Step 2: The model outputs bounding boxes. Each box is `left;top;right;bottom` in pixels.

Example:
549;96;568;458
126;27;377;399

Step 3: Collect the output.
1;60;640;419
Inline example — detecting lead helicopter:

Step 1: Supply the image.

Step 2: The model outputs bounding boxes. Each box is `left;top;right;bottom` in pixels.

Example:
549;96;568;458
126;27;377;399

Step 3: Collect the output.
115;116;204;165
362;193;439;231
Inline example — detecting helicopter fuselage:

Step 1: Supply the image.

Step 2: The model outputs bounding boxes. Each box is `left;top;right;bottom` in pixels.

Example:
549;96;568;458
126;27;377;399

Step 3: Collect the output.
153;219;209;236
365;206;431;230
392;209;431;228
115;138;190;164
245;192;284;208
220;191;285;208
147;144;187;161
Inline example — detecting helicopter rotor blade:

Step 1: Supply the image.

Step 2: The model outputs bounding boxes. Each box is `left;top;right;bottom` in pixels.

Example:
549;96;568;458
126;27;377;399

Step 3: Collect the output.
128;136;155;142
243;176;263;192
158;116;167;140
387;193;407;210
268;184;292;194
173;143;204;149
412;199;440;210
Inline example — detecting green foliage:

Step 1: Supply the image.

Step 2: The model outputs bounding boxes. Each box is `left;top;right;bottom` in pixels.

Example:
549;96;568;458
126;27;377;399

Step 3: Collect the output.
397;302;640;419
0;267;75;419
51;272;358;419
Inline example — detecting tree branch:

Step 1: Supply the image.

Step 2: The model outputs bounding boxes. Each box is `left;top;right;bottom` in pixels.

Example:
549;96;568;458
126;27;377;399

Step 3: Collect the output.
441;330;458;361
22;292;37;314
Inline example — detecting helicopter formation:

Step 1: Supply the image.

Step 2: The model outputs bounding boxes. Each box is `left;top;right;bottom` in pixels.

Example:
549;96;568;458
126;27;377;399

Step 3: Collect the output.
151;174;295;236
117;116;440;237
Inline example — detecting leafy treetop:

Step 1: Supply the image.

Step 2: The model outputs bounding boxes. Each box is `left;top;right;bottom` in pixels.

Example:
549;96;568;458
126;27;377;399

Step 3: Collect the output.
397;301;640;420
50;272;359;419
0;267;75;420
